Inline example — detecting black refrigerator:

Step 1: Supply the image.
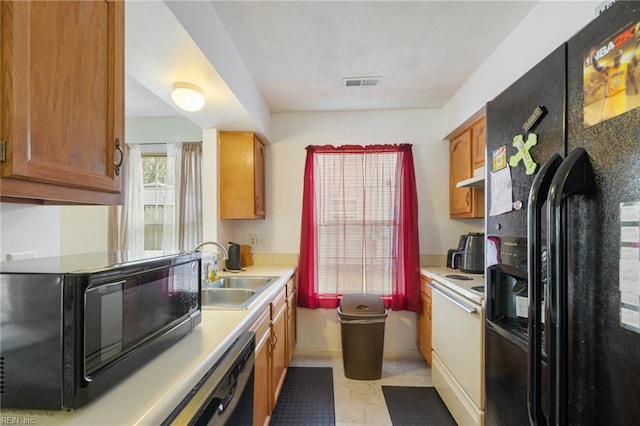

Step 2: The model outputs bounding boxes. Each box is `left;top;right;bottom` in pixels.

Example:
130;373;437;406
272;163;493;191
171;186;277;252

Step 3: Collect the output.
485;2;640;425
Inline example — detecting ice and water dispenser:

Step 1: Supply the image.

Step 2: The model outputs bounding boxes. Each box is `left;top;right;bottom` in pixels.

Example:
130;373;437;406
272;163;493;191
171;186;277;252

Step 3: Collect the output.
486;236;535;342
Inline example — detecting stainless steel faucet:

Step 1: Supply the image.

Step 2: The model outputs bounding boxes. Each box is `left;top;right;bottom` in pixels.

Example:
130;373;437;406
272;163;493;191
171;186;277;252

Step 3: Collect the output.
193;241;228;259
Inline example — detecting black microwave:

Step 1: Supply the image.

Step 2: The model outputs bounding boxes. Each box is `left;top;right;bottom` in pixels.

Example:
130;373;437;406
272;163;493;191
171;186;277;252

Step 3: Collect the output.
0;250;201;411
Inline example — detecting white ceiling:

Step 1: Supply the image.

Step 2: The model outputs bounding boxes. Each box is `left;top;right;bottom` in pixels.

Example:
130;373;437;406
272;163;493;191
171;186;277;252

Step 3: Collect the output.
125;1;538;133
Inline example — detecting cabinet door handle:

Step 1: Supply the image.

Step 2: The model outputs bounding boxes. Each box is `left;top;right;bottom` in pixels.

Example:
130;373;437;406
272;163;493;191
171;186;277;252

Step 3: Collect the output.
465;191;470;206
114;138;124;176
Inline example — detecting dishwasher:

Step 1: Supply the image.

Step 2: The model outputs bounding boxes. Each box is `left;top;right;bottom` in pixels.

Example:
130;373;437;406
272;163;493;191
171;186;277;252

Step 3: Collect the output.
163;331;255;425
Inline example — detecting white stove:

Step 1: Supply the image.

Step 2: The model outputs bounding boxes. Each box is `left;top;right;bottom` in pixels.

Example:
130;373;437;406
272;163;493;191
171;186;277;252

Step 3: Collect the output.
421;266;485;426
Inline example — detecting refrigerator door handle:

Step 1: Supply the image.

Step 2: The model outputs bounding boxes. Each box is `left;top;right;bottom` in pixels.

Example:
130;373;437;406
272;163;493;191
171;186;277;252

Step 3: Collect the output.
547;147;594;426
527;153;562;426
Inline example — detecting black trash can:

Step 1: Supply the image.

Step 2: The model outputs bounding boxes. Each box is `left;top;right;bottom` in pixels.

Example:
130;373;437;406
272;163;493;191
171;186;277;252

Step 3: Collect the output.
337;293;388;380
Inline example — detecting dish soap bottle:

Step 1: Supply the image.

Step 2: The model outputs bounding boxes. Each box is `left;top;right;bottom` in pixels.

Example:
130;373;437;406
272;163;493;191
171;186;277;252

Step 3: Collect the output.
209;253;218;281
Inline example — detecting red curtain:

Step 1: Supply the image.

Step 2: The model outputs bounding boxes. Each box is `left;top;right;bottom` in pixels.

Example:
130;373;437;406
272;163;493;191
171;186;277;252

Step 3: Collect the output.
297;144;421;313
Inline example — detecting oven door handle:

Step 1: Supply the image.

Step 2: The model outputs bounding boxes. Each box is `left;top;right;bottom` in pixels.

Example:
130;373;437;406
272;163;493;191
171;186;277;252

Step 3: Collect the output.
429;283;477;314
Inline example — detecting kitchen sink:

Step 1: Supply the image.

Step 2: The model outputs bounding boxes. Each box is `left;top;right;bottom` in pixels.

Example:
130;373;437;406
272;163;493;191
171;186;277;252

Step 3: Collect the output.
211;276;277;290
202;288;256;306
201;276;278;310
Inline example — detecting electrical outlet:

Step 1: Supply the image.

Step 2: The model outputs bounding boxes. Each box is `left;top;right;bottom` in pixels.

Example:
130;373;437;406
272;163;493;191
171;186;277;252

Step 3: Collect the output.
249;234;265;247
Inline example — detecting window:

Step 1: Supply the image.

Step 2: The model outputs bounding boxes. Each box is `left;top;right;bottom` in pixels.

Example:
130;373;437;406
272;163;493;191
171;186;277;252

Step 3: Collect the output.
316;152;399;295
113;143;202;252
142;154;174;250
298;144;421;312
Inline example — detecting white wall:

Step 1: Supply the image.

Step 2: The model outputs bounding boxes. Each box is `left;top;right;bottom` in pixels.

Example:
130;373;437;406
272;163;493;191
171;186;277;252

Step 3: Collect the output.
60;206;109;255
125;115;202;143
0;204;60;260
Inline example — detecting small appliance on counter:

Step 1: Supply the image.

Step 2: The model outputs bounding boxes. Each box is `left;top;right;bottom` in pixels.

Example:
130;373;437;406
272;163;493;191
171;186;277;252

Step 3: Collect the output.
447;233;485;274
225;242;243;271
0;251;201;410
446;234;467;269
460;232;484;274
240;244;253;267
446;248;460;269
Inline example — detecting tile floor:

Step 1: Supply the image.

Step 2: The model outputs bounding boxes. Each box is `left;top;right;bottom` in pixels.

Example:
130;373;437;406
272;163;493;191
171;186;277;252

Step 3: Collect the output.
290;351;432;425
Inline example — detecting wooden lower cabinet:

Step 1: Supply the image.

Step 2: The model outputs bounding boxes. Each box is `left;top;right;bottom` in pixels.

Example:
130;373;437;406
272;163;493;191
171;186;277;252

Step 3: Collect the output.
285;277;297;364
417;274;433;365
251;276;297;426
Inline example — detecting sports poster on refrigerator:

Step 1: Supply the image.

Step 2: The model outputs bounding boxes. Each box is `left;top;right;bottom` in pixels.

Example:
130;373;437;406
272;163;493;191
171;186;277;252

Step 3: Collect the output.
583;20;640;127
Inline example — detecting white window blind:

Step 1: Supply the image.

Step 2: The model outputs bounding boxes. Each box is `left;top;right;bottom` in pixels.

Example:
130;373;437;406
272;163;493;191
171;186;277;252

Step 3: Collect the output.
314;151;400;296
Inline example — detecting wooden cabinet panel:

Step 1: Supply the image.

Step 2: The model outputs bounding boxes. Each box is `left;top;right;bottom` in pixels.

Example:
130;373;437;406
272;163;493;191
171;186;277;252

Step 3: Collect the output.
450;131;473;217
219;131;266;219
449;115;485;219
254;138;266;217
285;277;297;365
0;0;124;204
471;118;486;171
417;274;433;365
270;287;287;411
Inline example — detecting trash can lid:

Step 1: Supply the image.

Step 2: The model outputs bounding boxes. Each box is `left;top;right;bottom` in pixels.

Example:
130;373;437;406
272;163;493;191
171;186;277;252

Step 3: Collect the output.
338;293;386;318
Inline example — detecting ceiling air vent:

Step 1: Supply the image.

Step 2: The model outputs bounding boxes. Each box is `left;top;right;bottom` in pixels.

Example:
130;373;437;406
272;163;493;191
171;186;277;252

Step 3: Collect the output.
343;76;381;87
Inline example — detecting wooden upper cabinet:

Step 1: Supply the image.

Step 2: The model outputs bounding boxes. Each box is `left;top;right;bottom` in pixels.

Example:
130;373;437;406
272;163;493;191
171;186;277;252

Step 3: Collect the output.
471;118;486;171
219;131;266;219
0;1;124;204
450;130;474;216
448;114;485;219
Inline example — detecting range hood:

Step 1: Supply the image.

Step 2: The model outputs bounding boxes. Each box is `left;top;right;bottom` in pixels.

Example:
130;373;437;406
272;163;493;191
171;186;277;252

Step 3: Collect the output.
456;166;485;188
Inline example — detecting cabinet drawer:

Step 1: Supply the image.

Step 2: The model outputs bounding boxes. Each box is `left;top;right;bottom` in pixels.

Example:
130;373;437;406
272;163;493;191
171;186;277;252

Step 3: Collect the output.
251;308;271;348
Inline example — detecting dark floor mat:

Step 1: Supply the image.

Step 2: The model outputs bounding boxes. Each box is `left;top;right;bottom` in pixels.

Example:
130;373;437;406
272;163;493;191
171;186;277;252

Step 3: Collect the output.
382;386;456;426
270;367;335;426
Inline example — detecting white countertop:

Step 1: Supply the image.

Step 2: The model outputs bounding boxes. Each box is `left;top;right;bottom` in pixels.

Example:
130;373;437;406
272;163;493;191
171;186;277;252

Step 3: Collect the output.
1;265;296;425
421;267;485;305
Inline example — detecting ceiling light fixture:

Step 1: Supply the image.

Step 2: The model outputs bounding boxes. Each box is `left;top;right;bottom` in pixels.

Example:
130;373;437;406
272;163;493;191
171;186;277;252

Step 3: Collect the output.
171;82;205;112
